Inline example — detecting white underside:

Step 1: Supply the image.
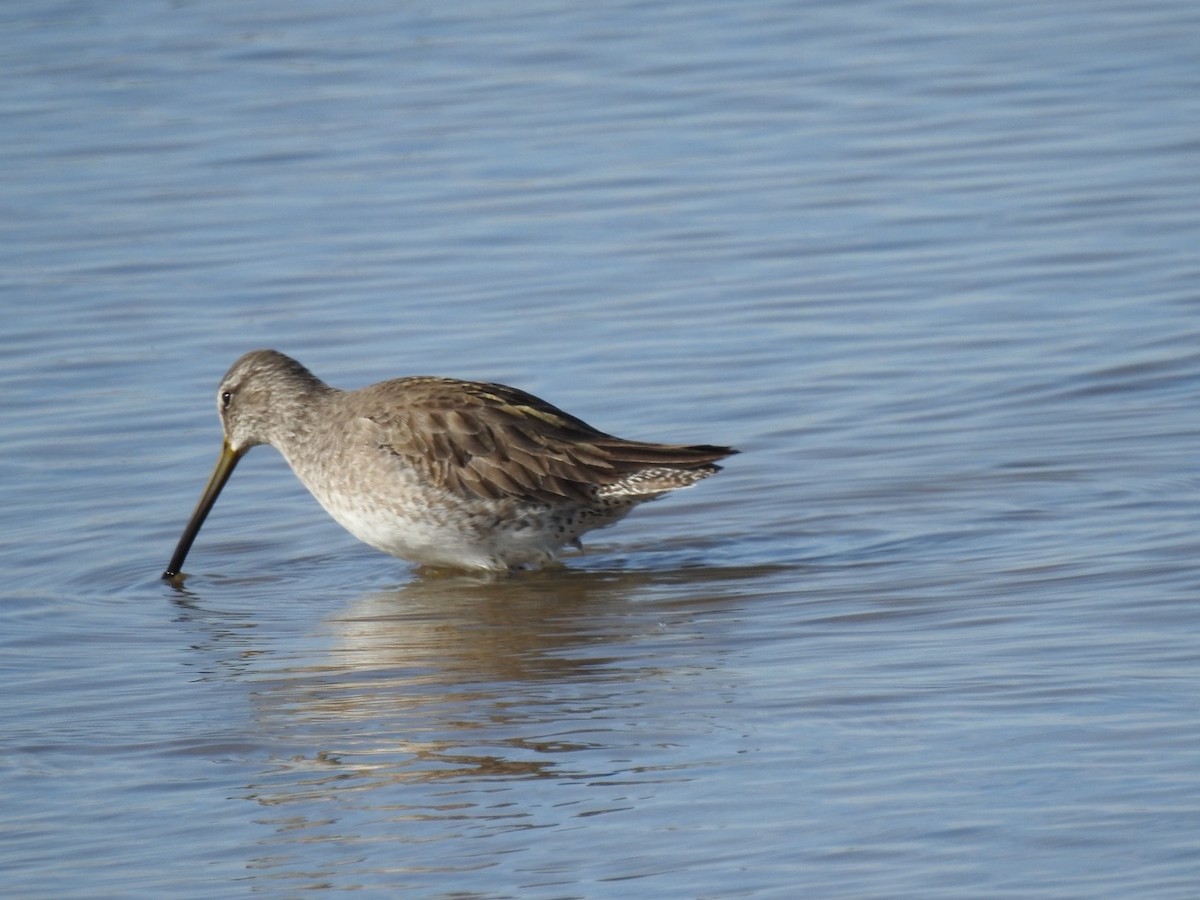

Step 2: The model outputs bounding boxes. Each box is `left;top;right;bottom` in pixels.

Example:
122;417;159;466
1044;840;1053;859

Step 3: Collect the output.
305;476;583;570
341;505;561;570
280;434;634;571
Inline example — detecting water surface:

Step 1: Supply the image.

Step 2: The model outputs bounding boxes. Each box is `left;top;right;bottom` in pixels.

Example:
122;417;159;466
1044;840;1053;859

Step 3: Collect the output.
2;0;1200;896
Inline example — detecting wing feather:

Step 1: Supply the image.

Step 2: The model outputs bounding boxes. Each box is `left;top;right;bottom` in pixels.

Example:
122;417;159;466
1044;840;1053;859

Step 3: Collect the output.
360;377;735;504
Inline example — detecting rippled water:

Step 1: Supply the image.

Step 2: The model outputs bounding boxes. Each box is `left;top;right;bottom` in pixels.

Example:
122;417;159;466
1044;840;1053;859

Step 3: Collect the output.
3;0;1200;896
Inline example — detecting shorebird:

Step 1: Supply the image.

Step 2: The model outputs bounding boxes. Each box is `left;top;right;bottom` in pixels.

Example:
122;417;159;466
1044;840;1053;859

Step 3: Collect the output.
163;349;735;578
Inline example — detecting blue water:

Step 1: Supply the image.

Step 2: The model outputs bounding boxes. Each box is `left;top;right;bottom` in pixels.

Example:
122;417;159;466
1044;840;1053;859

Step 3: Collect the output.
3;0;1200;896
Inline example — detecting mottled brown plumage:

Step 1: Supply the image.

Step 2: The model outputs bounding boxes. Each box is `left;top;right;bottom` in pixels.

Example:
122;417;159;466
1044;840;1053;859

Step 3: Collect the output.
164;350;736;577
362;376;730;505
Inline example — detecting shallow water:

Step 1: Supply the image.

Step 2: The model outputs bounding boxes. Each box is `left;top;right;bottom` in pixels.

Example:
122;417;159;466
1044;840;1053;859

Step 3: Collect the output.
3;0;1200;896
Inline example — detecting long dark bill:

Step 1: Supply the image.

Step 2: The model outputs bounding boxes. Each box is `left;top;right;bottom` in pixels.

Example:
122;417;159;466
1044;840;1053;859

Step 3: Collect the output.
162;440;244;580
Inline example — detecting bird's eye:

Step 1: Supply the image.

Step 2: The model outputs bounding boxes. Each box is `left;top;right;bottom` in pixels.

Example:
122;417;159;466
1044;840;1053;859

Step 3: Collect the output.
221;391;233;409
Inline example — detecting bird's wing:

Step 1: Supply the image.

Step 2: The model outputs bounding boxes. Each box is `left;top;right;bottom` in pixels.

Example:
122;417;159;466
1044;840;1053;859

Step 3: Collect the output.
359;377;732;504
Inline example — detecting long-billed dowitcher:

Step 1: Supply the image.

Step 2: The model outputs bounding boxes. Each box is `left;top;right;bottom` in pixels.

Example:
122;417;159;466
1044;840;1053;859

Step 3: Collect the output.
163;350;736;577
